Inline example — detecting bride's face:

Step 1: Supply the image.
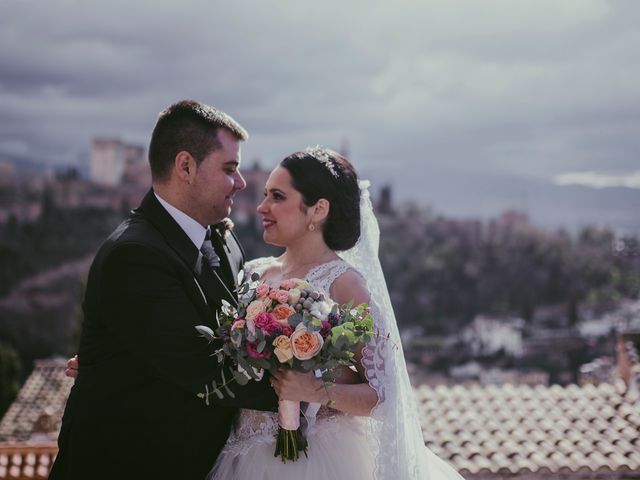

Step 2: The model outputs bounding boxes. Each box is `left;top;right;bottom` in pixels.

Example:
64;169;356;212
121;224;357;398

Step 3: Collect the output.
257;166;312;247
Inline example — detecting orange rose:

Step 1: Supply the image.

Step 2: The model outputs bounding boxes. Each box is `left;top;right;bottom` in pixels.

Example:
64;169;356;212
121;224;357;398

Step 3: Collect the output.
272;304;296;322
290;324;324;361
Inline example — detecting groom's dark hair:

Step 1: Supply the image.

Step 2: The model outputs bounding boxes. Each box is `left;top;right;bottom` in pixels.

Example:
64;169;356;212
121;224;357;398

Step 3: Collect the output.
148;100;248;182
281;149;361;251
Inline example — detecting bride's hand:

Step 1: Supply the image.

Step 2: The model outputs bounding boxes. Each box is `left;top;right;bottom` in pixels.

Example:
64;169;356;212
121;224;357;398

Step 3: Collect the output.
65;355;79;378
332;365;360;384
270;370;326;404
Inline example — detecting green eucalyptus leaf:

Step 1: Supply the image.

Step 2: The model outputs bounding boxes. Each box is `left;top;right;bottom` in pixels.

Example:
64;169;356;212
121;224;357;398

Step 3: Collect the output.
195;325;216;342
220;369;236;398
238;357;261;380
288;313;303;328
204;384;210;406
300;359;316;371
308;318;322;332
233;369;250;386
223;383;236;398
255;358;271;370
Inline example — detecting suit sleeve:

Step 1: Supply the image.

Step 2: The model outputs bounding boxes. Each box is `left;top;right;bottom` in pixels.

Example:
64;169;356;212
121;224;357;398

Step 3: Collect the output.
100;242;277;411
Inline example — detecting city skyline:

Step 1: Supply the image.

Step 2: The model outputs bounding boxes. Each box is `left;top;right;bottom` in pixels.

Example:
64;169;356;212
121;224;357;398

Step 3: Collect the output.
1;0;639;231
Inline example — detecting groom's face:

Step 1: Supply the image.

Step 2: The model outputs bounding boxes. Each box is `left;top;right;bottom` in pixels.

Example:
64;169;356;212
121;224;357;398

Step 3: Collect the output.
189;128;246;226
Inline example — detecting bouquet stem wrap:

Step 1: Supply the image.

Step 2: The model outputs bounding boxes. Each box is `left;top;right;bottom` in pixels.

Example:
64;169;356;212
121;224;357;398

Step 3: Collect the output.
274;399;307;462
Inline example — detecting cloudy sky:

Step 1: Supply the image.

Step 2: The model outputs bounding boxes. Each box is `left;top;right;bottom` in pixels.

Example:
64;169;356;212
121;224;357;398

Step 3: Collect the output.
1;0;639;231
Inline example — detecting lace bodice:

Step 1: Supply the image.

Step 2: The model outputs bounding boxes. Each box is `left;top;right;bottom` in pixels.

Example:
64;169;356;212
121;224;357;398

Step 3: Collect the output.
244;256;352;297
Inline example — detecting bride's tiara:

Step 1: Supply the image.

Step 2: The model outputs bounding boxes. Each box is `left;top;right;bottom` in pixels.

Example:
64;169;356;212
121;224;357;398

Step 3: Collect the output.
304;145;339;178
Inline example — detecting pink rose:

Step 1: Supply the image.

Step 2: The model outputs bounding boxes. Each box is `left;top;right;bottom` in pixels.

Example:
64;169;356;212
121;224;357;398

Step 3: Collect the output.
254;312;282;337
256;283;270;298
246;341;271;359
280;279;296;290
246;318;256;336
276;290;290;304
231;319;246;331
230;320;246;346
290;324;324;361
246;299;268;321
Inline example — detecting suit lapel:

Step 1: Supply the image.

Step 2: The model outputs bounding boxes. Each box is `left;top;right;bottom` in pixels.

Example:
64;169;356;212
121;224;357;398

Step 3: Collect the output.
135;190;237;311
224;229;245;287
210;228;240;292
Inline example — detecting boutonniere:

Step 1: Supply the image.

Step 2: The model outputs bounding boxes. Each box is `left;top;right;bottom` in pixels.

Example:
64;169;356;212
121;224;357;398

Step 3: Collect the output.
214;218;234;235
213;218;234;253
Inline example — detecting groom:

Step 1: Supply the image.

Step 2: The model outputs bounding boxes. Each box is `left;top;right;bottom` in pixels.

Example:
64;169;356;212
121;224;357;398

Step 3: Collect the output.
50;100;277;480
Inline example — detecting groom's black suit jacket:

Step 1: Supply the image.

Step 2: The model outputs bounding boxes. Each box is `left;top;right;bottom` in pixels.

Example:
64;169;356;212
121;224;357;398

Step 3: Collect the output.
50;190;277;480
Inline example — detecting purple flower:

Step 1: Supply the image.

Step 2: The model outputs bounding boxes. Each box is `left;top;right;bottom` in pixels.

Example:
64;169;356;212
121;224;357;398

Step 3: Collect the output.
328;312;341;327
319;320;332;338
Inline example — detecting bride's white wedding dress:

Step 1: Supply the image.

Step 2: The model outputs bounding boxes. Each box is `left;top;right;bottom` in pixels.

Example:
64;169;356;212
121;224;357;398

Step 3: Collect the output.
208;257;464;480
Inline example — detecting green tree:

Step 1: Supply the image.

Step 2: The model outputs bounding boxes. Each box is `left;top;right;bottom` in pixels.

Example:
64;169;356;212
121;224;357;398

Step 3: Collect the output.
0;341;21;417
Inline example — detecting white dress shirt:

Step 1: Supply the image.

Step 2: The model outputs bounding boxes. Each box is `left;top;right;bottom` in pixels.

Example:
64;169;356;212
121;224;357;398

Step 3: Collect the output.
154;193;214;305
154;192;208;250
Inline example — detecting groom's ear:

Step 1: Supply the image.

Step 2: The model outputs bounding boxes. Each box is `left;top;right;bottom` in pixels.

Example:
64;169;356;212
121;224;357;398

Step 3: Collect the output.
174;151;197;184
311;198;330;223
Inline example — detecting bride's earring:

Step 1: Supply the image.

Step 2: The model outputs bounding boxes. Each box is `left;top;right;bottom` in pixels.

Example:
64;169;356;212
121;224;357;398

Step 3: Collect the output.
308;224;316;232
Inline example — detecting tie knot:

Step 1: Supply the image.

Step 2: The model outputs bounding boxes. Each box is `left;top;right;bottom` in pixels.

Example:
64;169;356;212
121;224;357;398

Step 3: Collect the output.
205;227;212;241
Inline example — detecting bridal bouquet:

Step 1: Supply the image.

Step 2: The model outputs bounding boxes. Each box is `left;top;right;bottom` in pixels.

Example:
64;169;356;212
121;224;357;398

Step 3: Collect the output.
196;272;373;462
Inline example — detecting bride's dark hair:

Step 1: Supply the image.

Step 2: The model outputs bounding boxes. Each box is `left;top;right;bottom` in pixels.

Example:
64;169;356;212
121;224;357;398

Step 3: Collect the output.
280;148;361;251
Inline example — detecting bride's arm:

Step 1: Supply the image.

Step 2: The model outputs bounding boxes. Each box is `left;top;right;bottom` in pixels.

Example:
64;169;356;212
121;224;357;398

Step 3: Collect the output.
271;270;379;416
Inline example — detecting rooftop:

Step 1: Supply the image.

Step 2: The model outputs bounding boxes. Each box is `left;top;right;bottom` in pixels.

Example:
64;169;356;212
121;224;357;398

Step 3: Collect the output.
1;336;639;479
0;359;73;444
418;381;640;478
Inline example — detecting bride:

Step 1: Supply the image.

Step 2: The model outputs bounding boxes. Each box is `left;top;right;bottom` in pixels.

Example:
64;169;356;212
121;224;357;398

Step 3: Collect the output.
208;146;463;480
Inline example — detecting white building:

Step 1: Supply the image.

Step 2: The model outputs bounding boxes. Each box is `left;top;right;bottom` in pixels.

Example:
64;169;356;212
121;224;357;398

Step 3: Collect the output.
462;315;525;357
90;139;145;187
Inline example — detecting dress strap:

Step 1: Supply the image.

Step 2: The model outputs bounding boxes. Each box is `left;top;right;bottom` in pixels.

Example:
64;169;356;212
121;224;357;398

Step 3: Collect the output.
305;259;353;296
243;256;277;280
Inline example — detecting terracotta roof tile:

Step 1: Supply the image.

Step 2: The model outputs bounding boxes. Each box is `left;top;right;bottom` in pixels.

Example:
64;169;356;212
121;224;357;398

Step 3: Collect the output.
0;442;57;479
0;359;73;443
417;379;640;477
2;356;640;478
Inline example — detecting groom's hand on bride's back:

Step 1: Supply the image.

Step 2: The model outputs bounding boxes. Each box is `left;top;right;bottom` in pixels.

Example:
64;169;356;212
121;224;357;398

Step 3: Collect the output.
64;355;79;378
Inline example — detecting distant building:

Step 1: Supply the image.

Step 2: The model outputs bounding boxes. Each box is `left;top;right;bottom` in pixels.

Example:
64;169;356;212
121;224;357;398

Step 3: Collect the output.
377;184;394;215
90;139;146;187
495;209;530;230
462;315;525;357
0;161;17;188
579;356;616;385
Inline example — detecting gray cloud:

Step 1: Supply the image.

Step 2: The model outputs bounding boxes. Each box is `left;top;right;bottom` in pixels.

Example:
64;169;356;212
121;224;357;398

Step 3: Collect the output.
1;0;639;228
